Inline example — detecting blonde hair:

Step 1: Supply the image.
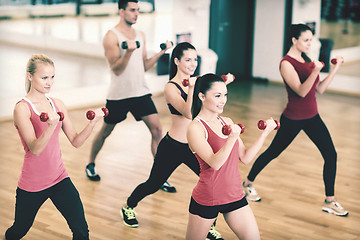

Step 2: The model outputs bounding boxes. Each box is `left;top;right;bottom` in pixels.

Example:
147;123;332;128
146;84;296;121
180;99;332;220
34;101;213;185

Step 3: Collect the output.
25;54;54;93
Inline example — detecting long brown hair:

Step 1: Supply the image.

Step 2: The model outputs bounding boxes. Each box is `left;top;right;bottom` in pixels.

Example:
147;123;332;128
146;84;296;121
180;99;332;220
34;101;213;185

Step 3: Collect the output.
287;24;313;62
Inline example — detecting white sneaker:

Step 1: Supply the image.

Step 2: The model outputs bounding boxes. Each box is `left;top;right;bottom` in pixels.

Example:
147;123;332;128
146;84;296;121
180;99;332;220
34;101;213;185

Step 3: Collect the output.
322;200;349;217
243;182;261;202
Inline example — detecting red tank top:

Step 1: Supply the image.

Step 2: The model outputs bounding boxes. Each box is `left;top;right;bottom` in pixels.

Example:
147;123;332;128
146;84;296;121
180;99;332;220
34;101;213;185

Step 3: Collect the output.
192;116;244;206
281;55;319;120
16;97;68;192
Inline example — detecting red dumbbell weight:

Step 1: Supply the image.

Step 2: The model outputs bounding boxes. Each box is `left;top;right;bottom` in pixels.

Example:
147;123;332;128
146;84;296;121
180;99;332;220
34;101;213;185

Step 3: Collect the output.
222;123;245;136
40;112;64;122
221;74;235;82
330;58;344;65
86;107;109;120
257;119;280;130
182;75;200;87
182;78;189;87
309;61;325;69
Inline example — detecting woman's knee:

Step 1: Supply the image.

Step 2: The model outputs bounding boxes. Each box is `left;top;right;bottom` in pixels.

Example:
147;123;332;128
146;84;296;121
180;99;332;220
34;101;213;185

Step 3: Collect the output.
143;178;164;194
324;148;337;166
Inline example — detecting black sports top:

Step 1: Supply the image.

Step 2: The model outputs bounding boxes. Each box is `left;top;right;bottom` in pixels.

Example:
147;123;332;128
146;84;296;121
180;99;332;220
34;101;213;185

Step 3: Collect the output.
167;81;188;116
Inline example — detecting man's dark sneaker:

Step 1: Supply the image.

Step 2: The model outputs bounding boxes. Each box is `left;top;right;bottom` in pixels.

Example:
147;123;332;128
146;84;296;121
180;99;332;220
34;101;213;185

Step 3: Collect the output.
159;180;177;193
121;204;139;228
85;163;101;181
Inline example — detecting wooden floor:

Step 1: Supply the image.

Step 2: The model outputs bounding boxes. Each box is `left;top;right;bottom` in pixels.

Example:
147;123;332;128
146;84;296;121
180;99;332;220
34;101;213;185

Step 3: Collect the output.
0;81;359;240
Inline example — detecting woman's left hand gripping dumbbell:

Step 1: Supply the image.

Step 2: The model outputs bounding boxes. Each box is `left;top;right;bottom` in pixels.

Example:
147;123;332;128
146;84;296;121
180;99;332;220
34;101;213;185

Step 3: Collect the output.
182;76;200;87
86;107;109;121
221;73;235;85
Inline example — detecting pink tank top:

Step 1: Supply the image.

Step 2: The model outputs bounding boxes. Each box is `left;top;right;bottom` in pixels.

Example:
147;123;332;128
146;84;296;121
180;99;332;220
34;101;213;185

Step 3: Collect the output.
15;97;68;192
192;116;244;206
281;55;319;120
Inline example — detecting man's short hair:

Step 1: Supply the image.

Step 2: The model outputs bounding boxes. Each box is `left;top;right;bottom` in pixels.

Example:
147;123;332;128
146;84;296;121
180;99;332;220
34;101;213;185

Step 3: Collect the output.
118;0;138;10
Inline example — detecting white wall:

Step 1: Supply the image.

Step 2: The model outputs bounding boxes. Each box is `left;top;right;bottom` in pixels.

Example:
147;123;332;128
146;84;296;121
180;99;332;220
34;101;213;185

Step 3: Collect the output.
170;0;217;74
171;0;211;50
292;0;321;36
155;0;211;50
252;0;286;82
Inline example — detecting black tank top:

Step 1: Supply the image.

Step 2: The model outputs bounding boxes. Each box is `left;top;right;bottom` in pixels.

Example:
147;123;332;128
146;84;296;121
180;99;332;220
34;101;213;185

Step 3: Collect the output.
167;81;187;116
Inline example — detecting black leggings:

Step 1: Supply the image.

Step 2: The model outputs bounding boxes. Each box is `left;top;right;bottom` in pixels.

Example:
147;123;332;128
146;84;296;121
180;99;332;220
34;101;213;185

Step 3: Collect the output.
127;133;200;208
5;178;89;240
247;114;337;197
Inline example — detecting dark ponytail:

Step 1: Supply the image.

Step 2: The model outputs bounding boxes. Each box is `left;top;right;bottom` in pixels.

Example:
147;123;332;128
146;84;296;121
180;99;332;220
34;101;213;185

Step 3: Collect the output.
191;73;224;119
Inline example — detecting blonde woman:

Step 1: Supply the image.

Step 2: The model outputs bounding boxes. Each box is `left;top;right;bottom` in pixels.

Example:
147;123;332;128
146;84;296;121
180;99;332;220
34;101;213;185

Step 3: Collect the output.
5;54;104;239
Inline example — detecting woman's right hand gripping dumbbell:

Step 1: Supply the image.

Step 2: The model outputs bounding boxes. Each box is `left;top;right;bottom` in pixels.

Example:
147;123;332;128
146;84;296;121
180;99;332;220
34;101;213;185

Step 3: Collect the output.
222;123;245;137
40;111;64;125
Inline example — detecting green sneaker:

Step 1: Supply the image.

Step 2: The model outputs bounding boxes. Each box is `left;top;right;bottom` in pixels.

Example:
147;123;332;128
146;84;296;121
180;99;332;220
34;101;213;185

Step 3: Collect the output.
121;204;139;227
322;200;349;217
206;224;223;240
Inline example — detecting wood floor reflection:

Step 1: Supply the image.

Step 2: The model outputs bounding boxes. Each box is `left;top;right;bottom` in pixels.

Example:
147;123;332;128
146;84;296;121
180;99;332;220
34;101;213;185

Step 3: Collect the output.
0;81;359;240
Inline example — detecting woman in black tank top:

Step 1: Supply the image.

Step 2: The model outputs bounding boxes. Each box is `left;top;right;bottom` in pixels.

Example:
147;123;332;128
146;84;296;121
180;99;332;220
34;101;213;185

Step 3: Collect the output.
121;42;226;238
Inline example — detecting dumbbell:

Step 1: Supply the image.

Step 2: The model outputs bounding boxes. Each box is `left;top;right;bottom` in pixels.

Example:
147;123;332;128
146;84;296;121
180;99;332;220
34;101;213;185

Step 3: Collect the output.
121;41;140;49
221;74;235;82
309;61;325;69
182;79;189;87
257;120;280;130
40;112;64;122
182;75;200;87
222;123;245;135
160;41;173;50
331;57;344;65
86;108;109;120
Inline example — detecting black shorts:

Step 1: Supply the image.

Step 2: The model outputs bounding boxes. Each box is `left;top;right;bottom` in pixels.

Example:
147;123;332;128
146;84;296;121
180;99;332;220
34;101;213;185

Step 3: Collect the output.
105;94;157;124
189;196;248;219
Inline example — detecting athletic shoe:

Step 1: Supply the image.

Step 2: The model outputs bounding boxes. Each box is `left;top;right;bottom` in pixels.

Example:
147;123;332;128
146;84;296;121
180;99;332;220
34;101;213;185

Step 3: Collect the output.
160;180;177;193
322;200;349;217
85;163;101;181
206;224;223;240
243;182;261;202
121;204;139;228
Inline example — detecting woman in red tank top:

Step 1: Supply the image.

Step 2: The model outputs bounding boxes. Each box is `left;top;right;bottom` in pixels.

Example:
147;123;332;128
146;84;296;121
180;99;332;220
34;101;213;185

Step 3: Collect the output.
243;24;348;217
5;54;105;239
186;73;277;240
